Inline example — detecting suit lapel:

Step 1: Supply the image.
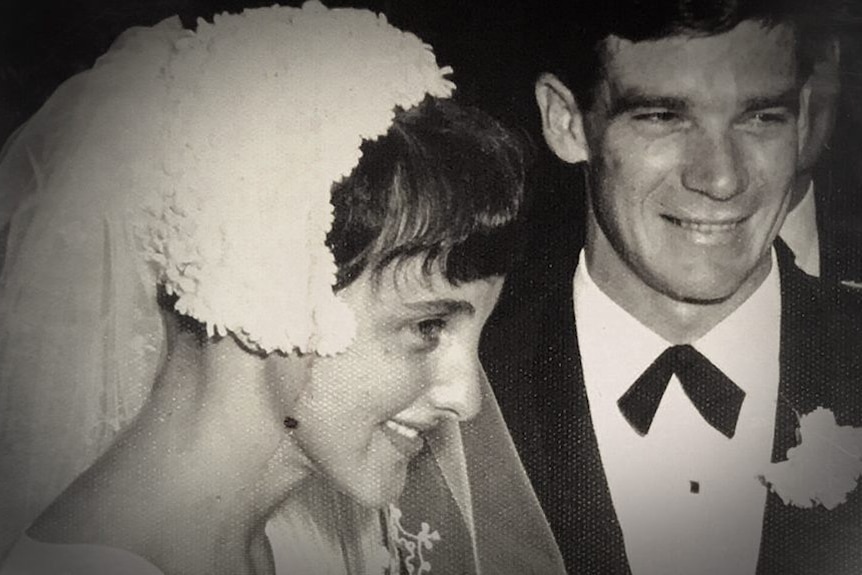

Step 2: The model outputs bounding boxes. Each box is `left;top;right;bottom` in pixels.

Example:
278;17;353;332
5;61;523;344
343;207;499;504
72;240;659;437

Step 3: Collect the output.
757;244;821;573
487;266;629;574
758;243;862;574
552;291;630;575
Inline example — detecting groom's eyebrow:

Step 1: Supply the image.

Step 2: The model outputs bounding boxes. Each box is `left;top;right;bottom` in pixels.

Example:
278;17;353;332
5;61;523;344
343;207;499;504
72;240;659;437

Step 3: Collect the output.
403;299;476;317
608;91;688;118
741;88;800;113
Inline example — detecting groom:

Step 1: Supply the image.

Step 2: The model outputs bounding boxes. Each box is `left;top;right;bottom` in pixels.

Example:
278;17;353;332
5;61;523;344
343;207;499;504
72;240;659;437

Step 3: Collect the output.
472;1;862;573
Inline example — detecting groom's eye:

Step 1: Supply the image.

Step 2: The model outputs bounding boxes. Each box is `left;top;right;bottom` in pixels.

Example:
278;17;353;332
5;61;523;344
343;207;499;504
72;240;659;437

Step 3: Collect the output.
632;110;680;123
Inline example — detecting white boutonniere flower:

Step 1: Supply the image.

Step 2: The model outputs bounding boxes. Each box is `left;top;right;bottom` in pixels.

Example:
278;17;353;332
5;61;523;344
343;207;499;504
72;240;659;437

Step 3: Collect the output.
759;407;862;510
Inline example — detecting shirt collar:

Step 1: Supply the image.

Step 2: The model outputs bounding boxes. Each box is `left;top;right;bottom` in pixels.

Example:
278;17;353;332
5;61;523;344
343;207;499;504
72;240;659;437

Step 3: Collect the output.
778;180;820;277
573;249;781;400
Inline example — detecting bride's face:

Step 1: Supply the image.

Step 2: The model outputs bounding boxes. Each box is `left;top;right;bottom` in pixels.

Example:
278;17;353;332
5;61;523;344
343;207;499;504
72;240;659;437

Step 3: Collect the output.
290;258;503;507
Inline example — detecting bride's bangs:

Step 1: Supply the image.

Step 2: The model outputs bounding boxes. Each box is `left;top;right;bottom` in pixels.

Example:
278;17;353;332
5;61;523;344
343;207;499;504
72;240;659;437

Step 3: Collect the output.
327;97;526;290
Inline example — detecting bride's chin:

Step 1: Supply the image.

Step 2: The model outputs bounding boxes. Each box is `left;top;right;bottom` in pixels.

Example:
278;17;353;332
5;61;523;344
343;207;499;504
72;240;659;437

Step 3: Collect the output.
282;429;413;509
250;440;316;511
339;463;410;510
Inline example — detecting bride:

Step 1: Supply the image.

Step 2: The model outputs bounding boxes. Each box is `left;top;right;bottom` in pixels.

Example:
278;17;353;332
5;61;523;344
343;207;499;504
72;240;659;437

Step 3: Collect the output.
0;3;563;574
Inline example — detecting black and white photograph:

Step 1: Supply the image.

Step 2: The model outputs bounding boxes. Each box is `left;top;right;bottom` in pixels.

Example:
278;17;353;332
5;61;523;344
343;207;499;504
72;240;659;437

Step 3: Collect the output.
1;1;862;573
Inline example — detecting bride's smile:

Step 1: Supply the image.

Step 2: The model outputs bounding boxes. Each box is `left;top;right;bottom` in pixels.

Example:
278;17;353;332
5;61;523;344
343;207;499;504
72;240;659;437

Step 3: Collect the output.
289;258;504;507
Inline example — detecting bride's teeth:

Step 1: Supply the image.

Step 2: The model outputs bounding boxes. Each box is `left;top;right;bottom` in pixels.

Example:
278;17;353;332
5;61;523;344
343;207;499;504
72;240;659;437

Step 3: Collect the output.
385;420;418;439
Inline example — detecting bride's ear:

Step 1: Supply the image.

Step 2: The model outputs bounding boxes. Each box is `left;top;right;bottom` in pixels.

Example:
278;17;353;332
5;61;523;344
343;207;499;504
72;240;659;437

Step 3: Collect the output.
535;73;590;164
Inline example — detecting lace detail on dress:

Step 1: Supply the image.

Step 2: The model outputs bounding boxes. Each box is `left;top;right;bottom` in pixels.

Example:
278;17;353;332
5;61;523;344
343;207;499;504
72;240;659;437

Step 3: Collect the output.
385;504;441;575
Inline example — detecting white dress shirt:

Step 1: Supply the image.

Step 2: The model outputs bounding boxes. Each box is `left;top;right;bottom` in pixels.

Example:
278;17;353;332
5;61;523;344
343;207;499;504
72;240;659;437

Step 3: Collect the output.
779;181;820;277
574;250;782;575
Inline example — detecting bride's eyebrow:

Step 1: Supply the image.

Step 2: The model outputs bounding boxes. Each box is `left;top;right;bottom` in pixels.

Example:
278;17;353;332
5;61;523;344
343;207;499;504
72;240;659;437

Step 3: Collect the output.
401;299;476;317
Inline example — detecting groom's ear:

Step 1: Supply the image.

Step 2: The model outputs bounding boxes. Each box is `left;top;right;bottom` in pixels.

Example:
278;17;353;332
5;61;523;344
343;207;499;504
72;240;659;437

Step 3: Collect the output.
535;73;590;164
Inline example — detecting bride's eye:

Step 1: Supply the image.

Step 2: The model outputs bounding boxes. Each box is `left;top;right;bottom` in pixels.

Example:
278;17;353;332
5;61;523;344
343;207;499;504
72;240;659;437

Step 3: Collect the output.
407;318;447;350
416;318;446;342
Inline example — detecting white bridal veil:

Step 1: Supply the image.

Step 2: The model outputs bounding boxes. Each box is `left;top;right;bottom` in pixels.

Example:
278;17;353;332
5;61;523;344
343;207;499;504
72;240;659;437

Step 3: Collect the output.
0;4;564;573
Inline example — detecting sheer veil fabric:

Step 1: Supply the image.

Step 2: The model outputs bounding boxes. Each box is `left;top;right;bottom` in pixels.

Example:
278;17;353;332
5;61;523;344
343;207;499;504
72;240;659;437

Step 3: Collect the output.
0;15;563;575
0;21;175;557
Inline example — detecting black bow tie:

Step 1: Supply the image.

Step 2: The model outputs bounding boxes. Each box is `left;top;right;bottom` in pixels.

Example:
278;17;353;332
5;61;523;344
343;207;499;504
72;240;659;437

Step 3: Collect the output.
617;345;745;438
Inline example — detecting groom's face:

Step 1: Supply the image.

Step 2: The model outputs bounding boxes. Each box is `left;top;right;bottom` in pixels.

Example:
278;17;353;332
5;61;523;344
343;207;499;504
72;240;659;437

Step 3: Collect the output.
580;20;806;304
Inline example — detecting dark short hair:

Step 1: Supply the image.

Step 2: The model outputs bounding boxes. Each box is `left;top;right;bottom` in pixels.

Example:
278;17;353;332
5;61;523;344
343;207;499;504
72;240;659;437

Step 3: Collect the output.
540;0;836;110
165;97;526;343
327;96;527;291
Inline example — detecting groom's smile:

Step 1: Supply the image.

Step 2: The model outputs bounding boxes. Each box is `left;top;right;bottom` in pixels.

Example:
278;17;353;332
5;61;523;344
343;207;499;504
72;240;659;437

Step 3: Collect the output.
582;20;804;309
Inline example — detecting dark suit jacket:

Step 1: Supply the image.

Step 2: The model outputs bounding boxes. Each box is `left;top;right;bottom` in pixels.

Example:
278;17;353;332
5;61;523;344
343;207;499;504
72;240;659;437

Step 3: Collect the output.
478;243;862;574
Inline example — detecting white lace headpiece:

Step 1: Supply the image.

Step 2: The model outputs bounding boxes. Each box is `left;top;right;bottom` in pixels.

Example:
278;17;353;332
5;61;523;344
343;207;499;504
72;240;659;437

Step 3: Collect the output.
143;1;455;355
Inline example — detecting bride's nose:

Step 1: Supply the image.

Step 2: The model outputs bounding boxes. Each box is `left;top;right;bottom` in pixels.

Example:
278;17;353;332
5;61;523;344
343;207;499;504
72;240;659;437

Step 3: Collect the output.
425;351;484;421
